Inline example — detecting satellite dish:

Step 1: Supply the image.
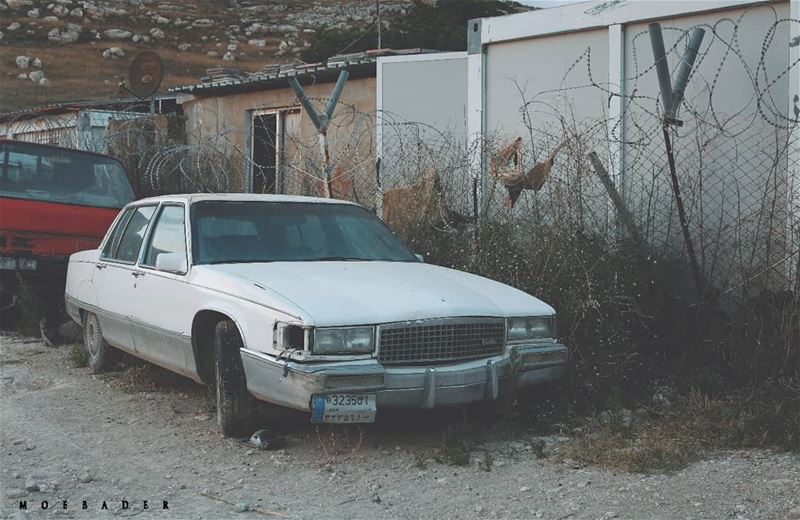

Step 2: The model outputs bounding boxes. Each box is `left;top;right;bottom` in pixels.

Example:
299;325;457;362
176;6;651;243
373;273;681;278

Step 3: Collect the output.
128;51;164;99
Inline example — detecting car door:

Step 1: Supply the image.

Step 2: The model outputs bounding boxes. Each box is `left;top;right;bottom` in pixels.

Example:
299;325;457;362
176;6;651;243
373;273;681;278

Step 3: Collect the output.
130;203;198;378
93;204;157;352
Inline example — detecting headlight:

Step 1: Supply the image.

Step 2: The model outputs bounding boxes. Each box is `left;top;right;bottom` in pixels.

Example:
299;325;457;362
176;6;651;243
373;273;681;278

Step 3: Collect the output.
506;316;554;342
0;257;17;270
313;327;375;355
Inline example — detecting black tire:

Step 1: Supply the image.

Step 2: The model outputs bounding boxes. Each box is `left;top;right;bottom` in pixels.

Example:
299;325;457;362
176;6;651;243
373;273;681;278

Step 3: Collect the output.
214;320;254;437
83;312;118;372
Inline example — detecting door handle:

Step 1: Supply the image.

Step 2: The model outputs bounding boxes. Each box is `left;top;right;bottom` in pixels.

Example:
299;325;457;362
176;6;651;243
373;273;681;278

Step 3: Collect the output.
95;264;107;270
131;271;144;278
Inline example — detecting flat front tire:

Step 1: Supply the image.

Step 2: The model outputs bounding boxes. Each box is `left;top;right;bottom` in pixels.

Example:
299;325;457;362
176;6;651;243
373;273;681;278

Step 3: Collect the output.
83;312;118;372
214;320;253;437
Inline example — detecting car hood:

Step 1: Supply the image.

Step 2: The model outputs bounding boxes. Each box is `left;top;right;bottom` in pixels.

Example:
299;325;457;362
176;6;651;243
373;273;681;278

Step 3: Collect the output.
198;261;554;327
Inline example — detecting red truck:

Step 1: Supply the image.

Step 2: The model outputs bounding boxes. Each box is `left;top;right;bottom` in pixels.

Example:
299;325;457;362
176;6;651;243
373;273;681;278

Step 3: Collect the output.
0;140;135;339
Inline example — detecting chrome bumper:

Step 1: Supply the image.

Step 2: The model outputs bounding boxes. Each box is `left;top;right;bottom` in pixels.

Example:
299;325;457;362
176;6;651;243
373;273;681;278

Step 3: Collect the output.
240;343;568;413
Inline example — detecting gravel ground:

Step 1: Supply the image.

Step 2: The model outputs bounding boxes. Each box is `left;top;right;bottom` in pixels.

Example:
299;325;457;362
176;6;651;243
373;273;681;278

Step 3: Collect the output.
1;331;799;520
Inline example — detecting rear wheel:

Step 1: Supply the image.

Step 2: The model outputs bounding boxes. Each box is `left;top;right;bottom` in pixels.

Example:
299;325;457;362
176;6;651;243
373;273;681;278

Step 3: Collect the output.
214;320;255;437
83;312;118;372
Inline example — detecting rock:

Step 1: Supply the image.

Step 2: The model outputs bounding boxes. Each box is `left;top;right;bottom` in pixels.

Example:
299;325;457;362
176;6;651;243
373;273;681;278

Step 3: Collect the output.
27;7;39;17
601;513;618;520
17;73;28;79
620;408;633;429
149;27;165;40
12;472;21;479
248;38;265;47
789;506;800;519
193;18;214;28
7;489;27;499
78;473;93;484
7;22;21;31
38;77;49;86
42;15;58;22
371;494;381;504
32;57;42;68
6;0;34;8
235;502;250;513
103;29;132;40
69;7;82;18
102;47;125;59
60;28;79;43
153;15;169;24
226;43;237;51
278;40;288;51
177;43;191;51
475;505;483;513
206;51;218;57
51;4;68;16
222;51;235;61
132;34;142;43
248;429;286;450
24;479;40;492
15;55;30;69
47;27;62;41
519;486;531;492
28;70;44;83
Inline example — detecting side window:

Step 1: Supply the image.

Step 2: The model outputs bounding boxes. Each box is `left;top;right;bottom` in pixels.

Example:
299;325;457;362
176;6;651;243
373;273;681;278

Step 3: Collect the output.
142;205;187;271
114;205;157;263
101;208;133;259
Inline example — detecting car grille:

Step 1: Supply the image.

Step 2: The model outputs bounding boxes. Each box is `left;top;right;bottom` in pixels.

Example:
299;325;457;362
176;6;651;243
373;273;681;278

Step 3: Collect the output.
378;318;506;365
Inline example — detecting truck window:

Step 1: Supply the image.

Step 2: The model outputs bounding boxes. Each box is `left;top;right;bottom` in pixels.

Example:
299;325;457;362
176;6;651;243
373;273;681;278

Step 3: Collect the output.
0;141;135;209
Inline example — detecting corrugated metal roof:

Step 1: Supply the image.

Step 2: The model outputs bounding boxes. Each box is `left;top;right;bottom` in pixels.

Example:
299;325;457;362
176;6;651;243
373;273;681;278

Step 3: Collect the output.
169;48;439;96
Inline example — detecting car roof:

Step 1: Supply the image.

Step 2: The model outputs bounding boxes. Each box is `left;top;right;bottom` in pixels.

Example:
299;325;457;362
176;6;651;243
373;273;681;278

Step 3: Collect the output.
130;193;360;206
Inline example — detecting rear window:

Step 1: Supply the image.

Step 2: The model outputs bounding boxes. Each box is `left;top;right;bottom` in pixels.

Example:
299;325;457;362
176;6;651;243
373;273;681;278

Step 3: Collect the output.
0;142;135;209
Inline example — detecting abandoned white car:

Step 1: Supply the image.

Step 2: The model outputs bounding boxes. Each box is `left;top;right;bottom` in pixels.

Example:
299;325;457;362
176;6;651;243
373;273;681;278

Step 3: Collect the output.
65;194;568;436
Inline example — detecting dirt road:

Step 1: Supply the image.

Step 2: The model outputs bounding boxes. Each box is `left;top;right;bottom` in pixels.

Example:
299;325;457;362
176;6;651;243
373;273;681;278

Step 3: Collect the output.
1;332;799;519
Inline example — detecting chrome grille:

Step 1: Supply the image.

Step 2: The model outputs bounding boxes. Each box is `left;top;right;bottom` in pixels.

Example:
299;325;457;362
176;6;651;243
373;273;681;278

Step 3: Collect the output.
378;318;505;365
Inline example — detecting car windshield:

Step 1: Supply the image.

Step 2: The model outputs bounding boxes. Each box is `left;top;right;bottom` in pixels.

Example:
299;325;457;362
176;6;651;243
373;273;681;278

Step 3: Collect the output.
0;141;135;209
191;200;419;264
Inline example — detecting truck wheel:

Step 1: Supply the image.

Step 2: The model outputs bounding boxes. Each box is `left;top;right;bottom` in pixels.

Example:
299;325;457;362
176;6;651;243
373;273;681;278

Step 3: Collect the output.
83;312;118;372
214;320;254;437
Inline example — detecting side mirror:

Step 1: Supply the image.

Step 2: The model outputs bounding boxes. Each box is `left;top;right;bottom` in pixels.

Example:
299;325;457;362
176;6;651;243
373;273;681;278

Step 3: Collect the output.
155;252;187;273
415;253;425;263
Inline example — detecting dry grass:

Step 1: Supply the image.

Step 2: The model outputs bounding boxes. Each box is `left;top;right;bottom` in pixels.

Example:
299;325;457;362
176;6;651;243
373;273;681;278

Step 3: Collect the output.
560;383;800;473
105;358;200;395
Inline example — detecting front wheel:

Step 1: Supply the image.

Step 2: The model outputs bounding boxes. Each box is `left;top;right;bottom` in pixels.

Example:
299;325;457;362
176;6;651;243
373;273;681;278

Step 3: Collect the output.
83;312;118;372
214;320;254;437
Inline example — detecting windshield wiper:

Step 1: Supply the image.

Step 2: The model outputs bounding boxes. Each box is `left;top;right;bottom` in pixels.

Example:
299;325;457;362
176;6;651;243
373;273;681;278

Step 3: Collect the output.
309;256;369;262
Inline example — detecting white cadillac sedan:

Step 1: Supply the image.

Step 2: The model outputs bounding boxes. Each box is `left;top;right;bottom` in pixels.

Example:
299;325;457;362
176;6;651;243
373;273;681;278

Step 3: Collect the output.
65;194;567;436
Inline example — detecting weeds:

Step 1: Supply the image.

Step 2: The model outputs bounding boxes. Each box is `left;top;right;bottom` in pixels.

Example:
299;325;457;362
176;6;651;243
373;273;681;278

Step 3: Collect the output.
436;435;471;466
479;451;494;472
561;382;800;473
68;344;88;368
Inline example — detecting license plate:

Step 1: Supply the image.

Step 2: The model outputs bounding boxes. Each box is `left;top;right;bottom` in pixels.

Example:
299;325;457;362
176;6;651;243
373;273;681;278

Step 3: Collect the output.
311;394;376;424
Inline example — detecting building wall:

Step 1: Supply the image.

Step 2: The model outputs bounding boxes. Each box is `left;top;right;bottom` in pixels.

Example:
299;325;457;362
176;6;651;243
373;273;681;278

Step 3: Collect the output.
471;0;796;289
181;76;377;200
377;53;469;212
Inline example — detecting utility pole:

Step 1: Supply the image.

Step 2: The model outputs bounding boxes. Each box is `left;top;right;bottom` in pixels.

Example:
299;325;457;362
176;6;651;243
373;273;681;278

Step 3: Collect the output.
376;0;382;49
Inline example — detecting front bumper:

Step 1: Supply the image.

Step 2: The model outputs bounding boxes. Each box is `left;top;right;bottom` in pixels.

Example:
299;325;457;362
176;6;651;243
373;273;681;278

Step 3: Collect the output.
240;343;568;413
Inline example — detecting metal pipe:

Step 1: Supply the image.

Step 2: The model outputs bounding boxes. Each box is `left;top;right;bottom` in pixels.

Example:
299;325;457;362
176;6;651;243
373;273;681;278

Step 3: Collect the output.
668;27;706;118
288;77;323;130
648;22;673;115
324;70;350;121
376;0;382;50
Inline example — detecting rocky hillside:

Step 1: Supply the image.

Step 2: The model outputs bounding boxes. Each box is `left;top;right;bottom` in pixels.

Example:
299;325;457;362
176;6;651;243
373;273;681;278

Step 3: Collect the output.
0;0;413;113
